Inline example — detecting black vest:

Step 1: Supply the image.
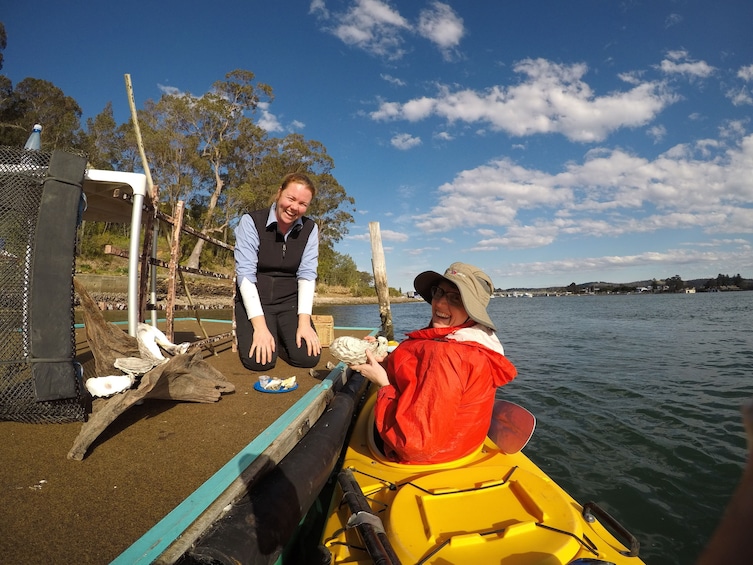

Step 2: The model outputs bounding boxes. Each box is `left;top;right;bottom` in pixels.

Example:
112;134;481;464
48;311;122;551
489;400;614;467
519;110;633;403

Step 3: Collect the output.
248;207;315;306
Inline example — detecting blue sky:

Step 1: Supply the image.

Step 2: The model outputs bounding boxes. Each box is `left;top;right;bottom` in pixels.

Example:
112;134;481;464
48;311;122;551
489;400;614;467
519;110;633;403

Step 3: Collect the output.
4;1;753;290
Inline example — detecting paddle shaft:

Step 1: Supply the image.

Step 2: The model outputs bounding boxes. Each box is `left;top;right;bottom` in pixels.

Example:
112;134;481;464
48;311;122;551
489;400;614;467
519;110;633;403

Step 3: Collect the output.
337;468;402;565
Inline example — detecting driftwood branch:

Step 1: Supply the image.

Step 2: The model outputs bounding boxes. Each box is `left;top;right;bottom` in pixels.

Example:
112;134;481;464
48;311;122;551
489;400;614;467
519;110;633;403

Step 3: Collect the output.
70;279;235;460
68;351;234;460
75;278;140;375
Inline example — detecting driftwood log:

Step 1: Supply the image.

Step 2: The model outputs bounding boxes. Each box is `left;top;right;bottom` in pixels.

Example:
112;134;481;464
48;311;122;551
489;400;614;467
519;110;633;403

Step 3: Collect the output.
69;279;235;460
75;278;141;376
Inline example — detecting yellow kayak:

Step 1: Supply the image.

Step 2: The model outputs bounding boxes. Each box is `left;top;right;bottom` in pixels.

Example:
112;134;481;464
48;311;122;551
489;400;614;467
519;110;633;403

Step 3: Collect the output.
318;388;644;565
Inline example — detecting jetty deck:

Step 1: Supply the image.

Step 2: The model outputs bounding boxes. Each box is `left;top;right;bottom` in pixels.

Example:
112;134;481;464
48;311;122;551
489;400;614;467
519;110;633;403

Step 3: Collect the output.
0;319;371;564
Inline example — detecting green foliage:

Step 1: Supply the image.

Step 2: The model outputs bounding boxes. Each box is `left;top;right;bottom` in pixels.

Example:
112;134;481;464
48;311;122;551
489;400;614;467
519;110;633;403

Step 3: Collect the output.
318;244;361;287
0;77;83;149
82;102;134;170
1;54;363;291
704;273;748;290
0;22;6;70
77;222;131;258
665;274;684;292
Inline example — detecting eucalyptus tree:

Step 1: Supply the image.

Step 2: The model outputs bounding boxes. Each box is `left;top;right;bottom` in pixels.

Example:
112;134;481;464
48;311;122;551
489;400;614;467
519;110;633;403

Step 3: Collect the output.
81;68;355;280
134;70;273;269
138;93;200;217
0;77;82;148
0;22;6;70
227;132;355;253
82;102;136;171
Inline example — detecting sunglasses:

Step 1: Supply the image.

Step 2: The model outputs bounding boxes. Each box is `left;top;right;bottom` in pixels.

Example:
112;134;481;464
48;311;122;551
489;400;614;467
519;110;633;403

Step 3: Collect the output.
431;285;463;307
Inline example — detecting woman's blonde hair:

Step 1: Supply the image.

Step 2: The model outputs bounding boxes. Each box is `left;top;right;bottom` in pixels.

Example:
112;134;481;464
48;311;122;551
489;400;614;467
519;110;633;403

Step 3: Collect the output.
279;172;316;199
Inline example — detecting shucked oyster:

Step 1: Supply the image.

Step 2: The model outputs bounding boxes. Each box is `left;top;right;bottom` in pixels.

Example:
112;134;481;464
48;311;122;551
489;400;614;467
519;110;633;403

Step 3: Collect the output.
330;336;389;365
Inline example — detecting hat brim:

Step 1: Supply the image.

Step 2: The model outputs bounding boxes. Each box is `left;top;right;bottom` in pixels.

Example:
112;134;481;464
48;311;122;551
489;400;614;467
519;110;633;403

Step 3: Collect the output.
414;270;444;305
414;269;497;331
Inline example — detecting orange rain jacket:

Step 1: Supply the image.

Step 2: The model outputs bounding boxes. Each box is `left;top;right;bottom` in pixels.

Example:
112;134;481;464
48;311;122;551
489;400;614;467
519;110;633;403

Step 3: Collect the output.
374;323;517;464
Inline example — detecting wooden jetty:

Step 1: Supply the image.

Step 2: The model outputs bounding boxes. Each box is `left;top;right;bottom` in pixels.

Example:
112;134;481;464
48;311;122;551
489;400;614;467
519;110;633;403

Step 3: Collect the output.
0;318;372;564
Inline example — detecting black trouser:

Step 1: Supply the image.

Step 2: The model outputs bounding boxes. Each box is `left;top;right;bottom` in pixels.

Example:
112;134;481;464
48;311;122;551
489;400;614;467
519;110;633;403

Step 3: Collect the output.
235;299;320;371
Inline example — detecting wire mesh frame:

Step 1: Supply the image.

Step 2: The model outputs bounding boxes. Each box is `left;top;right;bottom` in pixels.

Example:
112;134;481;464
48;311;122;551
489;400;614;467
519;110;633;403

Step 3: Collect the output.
0;146;86;423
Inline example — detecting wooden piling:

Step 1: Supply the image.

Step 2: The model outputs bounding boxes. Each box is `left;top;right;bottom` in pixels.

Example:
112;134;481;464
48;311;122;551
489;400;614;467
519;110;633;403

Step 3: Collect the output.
368;222;394;341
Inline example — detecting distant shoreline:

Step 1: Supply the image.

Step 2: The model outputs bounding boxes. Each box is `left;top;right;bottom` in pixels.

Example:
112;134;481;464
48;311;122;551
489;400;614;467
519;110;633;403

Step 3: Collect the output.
75;294;420;311
74;274;421;310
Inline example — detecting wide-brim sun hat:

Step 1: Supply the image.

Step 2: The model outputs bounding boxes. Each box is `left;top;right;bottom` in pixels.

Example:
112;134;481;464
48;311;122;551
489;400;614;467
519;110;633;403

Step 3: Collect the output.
414;262;497;331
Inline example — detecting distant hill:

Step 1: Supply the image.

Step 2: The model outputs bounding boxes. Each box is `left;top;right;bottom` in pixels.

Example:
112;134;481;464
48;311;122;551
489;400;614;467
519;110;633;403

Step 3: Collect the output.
502;276;752;293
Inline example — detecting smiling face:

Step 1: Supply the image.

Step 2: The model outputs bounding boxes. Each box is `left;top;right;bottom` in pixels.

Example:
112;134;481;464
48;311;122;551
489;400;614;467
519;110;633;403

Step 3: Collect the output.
430;281;470;328
274;182;313;232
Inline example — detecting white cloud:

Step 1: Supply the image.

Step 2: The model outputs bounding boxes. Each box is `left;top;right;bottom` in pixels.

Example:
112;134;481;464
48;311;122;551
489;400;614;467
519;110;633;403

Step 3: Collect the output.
417;2;465;60
719;119;747;139
647;124;667;143
727;86;753;106
391;132;422;149
157;84;183;96
739;64;753;82
312;0;464;60
726;71;753;106
664;13;683;28
315;0;410;60
477;224;559;250
406;246;441;255
309;0;328;18
411;133;753;248
255;102;283;132
371;58;679;142
379;229;410;242
500;246;753;281
658;50;715;79
381;73;406;86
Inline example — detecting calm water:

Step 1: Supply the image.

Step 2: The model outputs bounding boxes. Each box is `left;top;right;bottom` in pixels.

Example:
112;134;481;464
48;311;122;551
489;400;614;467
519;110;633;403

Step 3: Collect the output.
315;292;753;565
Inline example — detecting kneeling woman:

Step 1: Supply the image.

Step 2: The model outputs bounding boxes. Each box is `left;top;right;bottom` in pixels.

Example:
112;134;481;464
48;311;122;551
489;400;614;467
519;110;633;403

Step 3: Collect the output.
352;262;517;464
234;173;322;371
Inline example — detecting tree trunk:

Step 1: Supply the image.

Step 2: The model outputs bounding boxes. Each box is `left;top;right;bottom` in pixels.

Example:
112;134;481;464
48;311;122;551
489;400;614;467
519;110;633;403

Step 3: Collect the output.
185;165;224;269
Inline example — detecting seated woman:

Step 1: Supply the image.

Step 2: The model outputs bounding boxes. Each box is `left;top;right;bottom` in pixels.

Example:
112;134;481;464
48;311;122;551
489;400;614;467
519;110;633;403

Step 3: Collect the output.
352;262;517;464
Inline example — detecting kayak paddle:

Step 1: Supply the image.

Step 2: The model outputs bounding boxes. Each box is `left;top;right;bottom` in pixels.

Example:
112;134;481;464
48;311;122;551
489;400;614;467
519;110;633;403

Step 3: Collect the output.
487;399;536;454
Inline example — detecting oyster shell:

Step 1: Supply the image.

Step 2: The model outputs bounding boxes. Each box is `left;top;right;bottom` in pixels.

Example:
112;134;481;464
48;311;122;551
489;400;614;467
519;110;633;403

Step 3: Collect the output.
258;375;297;390
85;375;134;398
114;357;158;377
330;336;389;365
137;323;191;363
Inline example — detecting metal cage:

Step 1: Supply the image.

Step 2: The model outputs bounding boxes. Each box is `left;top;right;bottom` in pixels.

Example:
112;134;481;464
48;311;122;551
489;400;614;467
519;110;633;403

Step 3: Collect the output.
0;146;87;423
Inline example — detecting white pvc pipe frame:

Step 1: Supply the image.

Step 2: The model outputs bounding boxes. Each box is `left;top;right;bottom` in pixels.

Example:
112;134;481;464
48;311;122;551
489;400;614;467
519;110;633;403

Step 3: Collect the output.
84;169;148;337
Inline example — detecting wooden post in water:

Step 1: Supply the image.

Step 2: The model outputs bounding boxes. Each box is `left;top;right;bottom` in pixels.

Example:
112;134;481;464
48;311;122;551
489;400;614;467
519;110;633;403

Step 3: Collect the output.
369;222;394;341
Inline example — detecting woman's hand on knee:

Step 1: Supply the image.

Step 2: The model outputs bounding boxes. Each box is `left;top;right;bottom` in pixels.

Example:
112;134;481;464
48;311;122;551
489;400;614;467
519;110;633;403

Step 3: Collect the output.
250;325;276;365
297;324;321;357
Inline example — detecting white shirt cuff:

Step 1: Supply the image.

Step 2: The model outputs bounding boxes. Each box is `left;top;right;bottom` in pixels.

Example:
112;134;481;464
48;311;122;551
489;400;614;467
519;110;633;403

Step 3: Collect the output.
239;278;264;319
298;279;315;315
